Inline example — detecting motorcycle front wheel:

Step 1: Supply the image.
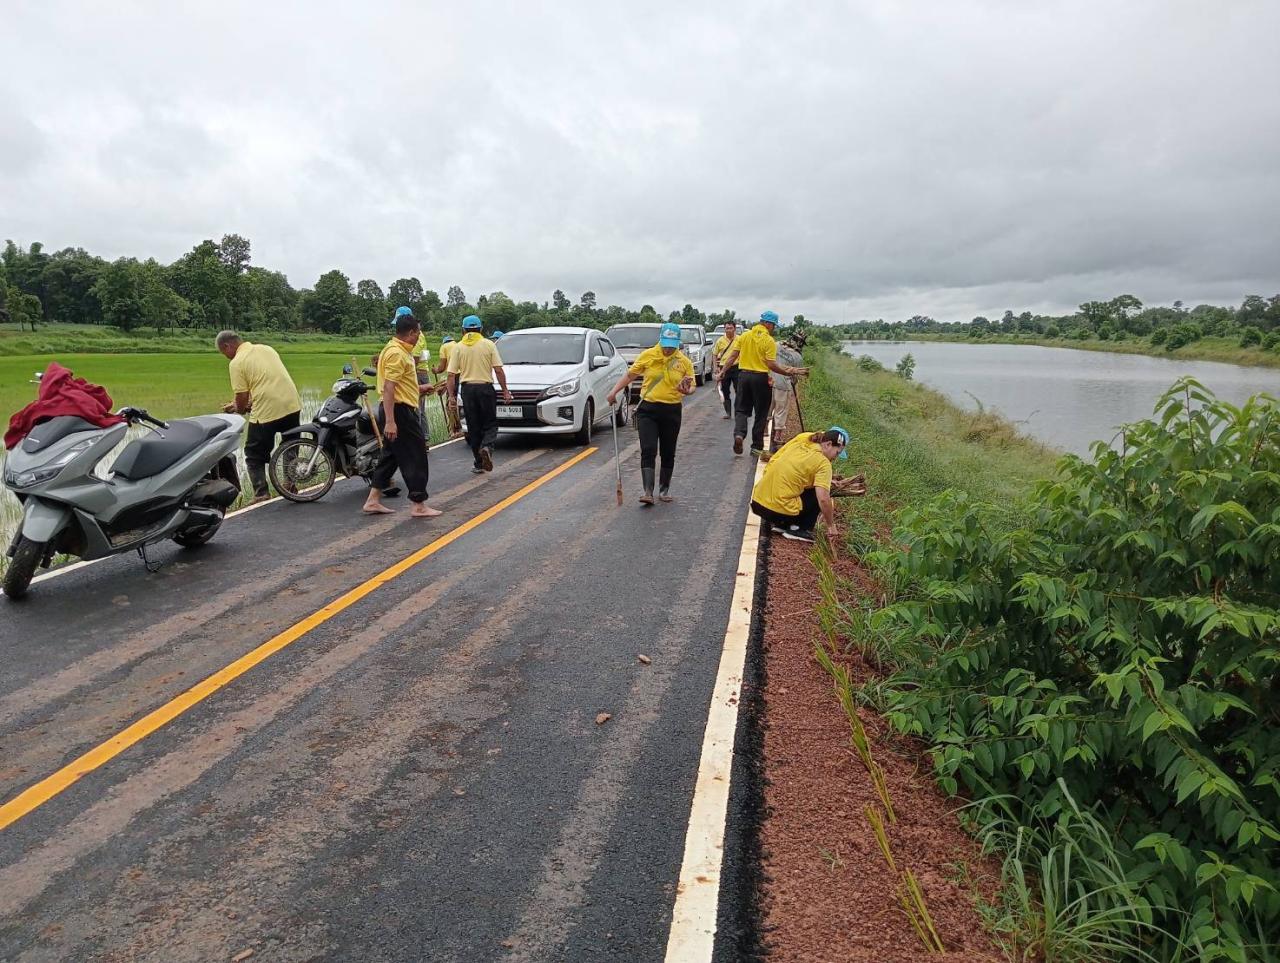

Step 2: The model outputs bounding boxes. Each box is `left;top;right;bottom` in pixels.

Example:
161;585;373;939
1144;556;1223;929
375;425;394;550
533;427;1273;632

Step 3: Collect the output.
2;536;47;600
269;438;337;503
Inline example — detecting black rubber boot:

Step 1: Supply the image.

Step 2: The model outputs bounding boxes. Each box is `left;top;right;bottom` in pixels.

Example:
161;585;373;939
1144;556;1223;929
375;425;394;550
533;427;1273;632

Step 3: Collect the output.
246;462;270;499
639;467;655;506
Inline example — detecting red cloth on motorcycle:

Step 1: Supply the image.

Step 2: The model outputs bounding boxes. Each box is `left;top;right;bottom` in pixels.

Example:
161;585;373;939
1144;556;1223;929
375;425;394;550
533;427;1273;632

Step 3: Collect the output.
4;361;126;450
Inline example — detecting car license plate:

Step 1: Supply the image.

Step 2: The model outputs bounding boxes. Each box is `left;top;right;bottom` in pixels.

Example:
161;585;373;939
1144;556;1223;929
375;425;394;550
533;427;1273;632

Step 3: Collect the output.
497;405;524;418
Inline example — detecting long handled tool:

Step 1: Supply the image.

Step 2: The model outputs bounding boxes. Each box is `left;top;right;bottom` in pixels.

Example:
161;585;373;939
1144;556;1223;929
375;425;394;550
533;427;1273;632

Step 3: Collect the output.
791;378;806;433
354;355;384;449
425;361;451;439
610;405;623;505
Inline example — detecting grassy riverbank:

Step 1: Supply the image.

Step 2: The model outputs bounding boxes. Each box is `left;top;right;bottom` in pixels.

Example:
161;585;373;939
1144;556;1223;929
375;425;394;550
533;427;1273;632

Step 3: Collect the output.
891;332;1280;369
802;348;1059;545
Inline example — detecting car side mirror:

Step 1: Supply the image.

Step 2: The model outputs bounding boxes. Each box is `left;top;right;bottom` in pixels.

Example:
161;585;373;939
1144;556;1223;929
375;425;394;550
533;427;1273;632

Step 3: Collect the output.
590;355;609;369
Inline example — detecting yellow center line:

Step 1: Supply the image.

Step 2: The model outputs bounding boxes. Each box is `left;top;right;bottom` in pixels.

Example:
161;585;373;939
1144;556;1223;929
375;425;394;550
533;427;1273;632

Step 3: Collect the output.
0;447;598;833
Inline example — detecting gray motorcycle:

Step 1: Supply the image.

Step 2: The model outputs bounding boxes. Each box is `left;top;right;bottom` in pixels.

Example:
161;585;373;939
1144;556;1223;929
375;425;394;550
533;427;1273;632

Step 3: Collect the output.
2;406;245;600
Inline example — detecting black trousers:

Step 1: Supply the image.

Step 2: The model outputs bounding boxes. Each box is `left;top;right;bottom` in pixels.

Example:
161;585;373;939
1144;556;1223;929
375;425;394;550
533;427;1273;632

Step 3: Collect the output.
460;383;499;466
718;366;738;415
636;400;682;489
370;403;430;502
735;370;772;450
751;488;820;532
244;410;301;496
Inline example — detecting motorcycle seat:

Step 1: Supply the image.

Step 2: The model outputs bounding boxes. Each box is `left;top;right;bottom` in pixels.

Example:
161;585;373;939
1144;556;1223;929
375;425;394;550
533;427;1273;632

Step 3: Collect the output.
113;418;227;481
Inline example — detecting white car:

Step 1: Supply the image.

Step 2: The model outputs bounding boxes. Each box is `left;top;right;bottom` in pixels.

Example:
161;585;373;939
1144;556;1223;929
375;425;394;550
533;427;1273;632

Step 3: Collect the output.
487;327;630;443
679;325;711;385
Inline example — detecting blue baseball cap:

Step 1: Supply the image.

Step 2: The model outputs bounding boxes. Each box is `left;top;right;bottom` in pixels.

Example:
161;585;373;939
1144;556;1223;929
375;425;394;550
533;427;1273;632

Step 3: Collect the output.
759;310;779;325
462;314;483;330
658;322;682;348
492;330;504;339
828;426;850;459
442;335;454;343
392;305;415;326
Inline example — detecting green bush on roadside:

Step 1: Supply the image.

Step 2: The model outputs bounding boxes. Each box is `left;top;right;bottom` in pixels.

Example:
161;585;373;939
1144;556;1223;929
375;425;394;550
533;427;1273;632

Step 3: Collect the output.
865;379;1280;961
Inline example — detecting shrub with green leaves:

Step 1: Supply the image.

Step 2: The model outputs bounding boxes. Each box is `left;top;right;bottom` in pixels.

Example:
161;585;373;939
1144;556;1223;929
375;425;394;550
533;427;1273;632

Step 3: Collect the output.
867;379;1279;961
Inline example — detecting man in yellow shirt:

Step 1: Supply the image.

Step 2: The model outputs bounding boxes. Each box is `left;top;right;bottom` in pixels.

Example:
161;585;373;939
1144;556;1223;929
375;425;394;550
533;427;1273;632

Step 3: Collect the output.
363;312;442;518
712;320;740;420
717;310;807;457
216;330;302;503
750;427;847;542
446;314;513;474
606;322;696;505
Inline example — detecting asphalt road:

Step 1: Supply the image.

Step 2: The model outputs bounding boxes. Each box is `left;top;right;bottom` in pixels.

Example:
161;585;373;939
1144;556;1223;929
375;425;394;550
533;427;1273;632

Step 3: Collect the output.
0;385;758;963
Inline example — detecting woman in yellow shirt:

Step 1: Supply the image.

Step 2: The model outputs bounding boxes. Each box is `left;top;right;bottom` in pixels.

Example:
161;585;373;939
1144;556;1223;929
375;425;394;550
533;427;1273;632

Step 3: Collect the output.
606;322;696;505
750;427;848;541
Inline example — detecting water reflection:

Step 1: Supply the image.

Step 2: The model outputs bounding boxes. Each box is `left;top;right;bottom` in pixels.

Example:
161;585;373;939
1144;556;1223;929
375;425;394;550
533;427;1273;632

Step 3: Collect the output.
842;341;1280;455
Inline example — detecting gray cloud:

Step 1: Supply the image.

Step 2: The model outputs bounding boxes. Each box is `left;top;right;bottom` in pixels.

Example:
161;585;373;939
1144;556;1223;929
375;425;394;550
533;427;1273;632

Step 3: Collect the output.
2;0;1277;321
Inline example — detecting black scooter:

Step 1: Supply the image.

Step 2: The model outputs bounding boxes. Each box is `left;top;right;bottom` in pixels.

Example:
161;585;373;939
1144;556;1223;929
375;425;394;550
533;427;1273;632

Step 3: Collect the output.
268;367;382;502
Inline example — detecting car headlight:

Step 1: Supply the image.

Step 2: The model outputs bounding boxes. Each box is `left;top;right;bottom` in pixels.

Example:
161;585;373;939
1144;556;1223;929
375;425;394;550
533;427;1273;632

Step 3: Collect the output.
541;378;580;399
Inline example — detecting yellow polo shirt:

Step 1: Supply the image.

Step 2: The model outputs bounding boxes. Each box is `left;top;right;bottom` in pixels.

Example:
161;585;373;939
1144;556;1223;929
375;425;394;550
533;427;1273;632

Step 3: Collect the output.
377;337;420;407
713;334;740;366
228;342;301;424
752;437;832;516
630;345;695;404
438;340;456;368
737;326;777;372
447;332;504;384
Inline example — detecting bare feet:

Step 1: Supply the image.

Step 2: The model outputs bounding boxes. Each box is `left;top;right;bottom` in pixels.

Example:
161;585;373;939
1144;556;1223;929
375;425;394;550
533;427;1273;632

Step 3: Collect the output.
362;496;394;515
410;503;442;518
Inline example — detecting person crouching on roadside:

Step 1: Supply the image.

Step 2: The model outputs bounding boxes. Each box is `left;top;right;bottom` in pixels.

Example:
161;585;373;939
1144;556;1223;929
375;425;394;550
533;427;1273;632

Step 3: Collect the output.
216;330;302;504
750;427;848;542
447;314;513;474
606;321;696;506
364;312;442;518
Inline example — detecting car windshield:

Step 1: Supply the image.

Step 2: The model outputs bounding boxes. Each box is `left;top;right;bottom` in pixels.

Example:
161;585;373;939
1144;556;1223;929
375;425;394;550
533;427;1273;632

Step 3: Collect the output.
606;325;663;348
497;332;585;365
680;328;703;345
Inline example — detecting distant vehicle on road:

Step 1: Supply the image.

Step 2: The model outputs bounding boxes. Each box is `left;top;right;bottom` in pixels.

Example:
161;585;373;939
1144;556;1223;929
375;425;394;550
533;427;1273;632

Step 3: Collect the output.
679;325;711;385
486;326;630;444
604;324;665;403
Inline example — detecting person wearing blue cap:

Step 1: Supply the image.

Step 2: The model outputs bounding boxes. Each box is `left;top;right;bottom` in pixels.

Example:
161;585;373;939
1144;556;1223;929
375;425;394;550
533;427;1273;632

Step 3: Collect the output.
749;427;848;541
606;321;696;505
447;314;513;473
491;330;504;340
364;311;442;518
717;310;807;456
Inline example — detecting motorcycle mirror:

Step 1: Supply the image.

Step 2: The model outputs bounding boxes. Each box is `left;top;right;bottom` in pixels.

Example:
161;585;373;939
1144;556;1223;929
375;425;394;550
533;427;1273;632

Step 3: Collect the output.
362;367;377;377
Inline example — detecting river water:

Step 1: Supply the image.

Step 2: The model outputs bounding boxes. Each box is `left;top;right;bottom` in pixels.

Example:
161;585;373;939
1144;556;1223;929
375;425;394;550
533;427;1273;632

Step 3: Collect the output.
841;341;1280;455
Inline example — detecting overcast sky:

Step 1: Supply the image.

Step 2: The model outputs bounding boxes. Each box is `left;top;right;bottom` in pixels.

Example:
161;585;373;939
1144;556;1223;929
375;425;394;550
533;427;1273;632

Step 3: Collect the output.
2;1;1278;322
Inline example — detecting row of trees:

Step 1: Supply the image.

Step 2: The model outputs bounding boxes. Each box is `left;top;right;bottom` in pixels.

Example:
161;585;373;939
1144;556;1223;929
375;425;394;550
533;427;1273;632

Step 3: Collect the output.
837;293;1280;349
0;237;785;338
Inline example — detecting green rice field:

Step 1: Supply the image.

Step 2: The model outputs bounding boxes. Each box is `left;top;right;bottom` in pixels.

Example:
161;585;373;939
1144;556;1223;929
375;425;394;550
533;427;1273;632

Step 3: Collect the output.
1;338;447;572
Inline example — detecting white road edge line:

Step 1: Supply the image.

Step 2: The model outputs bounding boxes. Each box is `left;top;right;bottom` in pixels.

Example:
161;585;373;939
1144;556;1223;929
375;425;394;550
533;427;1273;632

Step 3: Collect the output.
28;435;465;585
664;435;769;962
